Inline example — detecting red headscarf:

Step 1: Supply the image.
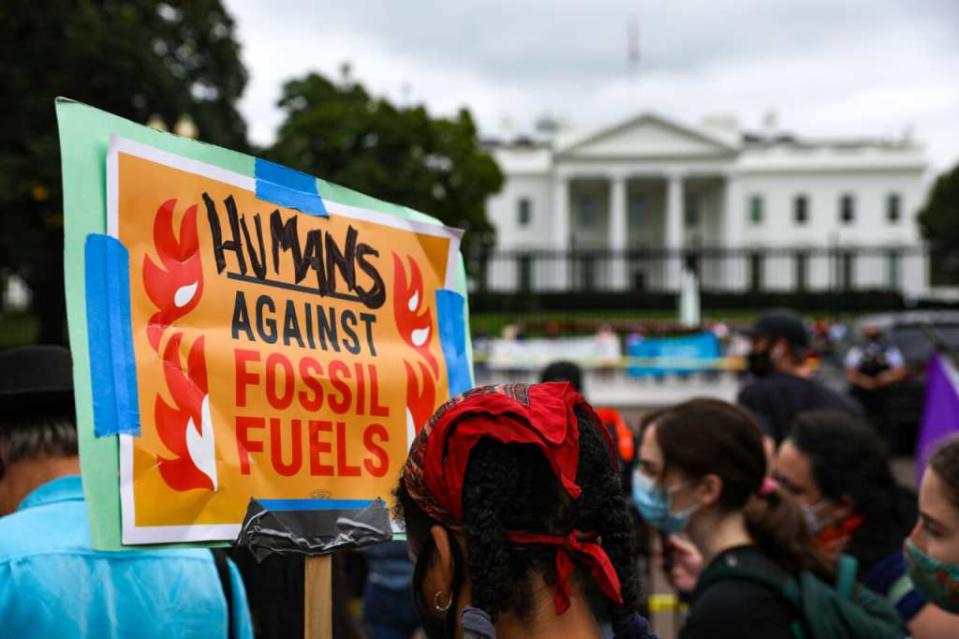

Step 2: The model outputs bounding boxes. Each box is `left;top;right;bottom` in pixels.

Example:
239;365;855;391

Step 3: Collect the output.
401;382;623;614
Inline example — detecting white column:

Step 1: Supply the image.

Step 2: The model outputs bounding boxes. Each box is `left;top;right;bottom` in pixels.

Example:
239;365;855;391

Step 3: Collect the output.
664;172;684;292
722;176;742;291
608;174;628;290
552;173;570;290
553;174;570;250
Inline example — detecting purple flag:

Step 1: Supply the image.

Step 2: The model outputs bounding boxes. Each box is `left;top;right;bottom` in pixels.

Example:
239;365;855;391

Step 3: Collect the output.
916;354;959;486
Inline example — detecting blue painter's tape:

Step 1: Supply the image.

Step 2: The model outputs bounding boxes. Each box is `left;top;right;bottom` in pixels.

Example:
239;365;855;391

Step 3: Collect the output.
436;289;472;396
85;234;140;437
254;157;328;217
257;499;374;512
106;236;139;431
85;236;116;437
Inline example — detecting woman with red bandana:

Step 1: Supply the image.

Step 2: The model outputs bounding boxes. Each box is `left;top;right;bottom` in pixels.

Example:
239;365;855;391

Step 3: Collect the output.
394;382;654;639
907;437;959;616
774;411;959;636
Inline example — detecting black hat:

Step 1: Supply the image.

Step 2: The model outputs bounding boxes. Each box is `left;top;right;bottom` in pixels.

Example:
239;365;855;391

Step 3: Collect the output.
0;346;75;423
750;309;808;349
541;360;584;393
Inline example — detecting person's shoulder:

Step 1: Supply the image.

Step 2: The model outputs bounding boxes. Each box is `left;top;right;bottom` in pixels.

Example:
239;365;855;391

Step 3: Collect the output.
809;379;862;414
687;548;798;638
742;373;810;400
762;372;810;391
738;377;774;404
686;578;795;639
844;345;863;366
0;499;91;561
863;549;907;589
694;576;777;613
694;546;790;612
0;500;212;567
862;550;927;623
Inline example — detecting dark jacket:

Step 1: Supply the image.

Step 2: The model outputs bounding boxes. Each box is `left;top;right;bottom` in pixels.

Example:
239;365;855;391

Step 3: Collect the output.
738;372;862;443
680;545;798;639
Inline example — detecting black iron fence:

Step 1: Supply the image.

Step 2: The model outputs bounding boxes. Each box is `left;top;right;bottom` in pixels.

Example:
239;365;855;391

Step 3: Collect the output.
466;245;931;296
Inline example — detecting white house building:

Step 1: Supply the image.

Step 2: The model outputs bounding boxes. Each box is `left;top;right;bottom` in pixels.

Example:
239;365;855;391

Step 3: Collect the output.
482;113;928;296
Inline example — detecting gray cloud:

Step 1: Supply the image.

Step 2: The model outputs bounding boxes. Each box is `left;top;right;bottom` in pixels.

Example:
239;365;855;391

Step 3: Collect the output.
228;0;959;170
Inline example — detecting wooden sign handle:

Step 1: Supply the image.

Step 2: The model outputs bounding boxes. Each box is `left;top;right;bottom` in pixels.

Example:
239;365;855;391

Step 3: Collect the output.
304;555;332;639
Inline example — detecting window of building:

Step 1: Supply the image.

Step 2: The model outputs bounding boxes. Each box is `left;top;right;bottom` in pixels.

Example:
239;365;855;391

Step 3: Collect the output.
794;195;809;225
517;197;532;227
749;195;764;225
841;251;855;290
517;253;532;292
840;194;855;225
887;250;901;289
749;251;764;291
579;194;597;227
628;195;645;228
886;193;901;224
795;251;809;291
684;193;700;227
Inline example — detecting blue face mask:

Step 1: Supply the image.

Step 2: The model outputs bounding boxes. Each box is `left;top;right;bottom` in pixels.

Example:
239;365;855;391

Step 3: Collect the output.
632;470;698;534
904;540;959;613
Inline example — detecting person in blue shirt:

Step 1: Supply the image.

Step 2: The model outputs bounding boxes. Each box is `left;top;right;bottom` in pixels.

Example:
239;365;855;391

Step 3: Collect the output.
0;345;254;639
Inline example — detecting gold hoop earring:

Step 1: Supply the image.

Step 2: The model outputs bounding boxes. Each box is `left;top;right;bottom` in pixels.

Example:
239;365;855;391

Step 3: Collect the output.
433;590;453;612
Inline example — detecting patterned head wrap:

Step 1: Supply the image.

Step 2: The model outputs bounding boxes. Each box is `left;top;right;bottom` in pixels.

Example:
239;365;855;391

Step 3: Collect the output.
401;382;623;615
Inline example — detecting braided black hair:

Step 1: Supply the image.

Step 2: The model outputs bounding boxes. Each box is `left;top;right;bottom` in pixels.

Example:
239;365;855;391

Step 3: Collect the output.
396;406;646;638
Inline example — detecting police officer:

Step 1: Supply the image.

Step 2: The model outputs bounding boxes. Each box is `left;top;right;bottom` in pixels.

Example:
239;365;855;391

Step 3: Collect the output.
845;322;907;445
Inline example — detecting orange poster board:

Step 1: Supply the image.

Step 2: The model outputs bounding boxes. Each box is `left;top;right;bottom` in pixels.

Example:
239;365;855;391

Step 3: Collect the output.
109;137;462;544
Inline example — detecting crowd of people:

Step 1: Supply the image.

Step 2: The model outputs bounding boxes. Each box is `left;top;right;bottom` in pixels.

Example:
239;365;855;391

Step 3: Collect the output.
1;309;959;638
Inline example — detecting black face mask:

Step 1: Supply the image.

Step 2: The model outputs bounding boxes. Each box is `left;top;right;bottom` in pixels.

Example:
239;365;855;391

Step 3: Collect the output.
747;350;774;377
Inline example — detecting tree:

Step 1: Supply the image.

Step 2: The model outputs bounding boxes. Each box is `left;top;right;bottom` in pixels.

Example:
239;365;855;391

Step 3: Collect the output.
268;68;503;254
0;0;249;343
918;163;959;285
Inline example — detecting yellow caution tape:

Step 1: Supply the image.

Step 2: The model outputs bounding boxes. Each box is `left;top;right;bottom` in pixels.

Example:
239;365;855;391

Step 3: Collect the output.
647;593;689;613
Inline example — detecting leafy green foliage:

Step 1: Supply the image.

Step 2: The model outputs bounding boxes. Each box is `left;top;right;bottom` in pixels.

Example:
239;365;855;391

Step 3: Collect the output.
918;163;959;284
268;69;503;252
0;0;249;341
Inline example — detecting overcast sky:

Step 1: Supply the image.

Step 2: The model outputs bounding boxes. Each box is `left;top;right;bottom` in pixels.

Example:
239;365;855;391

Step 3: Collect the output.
227;0;959;172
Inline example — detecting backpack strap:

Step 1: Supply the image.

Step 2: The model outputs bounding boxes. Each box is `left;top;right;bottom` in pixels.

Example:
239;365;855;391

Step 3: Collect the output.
835;554;859;599
211;549;235;639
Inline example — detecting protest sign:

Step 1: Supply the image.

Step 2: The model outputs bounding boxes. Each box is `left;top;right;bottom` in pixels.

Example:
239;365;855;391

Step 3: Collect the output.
57;100;472;549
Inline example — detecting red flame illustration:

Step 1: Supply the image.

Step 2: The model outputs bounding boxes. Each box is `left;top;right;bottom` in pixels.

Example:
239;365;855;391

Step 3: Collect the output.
404;360;436;435
155;333;213;491
393;252;441;435
393;254;438;376
142;199;214;493
143;199;204;351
